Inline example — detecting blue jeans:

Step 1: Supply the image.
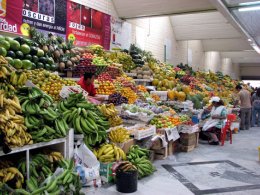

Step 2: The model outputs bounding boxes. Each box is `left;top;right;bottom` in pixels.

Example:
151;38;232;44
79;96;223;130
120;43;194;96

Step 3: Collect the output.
251;106;260;126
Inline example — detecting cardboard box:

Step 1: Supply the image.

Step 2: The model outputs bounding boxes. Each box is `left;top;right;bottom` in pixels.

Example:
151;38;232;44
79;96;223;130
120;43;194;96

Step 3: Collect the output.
99;162;115;183
153;147;168;160
180;144;195;152
180;132;199;147
121;139;135;153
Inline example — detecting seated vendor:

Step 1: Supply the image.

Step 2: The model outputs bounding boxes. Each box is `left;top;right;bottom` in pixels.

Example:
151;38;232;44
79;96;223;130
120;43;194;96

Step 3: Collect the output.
77;72;104;102
202;96;227;145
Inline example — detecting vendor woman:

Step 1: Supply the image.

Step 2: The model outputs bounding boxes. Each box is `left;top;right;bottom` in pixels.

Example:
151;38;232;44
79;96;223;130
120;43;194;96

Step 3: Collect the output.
77;72;104;103
202;97;227;145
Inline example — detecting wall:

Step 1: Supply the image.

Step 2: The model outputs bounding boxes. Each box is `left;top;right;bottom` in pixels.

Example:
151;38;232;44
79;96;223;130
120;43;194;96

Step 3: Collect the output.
204;51;221;72
127;17;177;64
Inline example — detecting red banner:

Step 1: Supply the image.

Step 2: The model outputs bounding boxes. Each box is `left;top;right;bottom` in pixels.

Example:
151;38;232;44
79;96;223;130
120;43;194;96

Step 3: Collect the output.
0;0;23;35
67;1;111;50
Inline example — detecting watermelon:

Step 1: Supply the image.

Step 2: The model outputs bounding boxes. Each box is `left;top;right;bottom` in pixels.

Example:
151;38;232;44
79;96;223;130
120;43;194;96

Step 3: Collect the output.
13;59;23;69
44;64;51;70
7;51;16;58
16;51;24;59
20;44;31;54
31;62;36;70
0;40;10;50
30;47;38;55
0;47;7;57
36;62;44;69
25;54;32;61
10;40;20;51
37;49;44;57
32;55;39;63
22;59;32;69
5;57;14;66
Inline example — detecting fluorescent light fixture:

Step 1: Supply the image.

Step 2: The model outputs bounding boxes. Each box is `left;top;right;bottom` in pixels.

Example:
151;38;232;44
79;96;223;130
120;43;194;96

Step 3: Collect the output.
239;6;260;11
248;38;252;41
240;1;260;6
251;44;260;54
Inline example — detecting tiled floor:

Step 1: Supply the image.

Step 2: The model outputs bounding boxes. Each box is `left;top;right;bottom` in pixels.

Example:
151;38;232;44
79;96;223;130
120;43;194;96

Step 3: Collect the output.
86;127;260;195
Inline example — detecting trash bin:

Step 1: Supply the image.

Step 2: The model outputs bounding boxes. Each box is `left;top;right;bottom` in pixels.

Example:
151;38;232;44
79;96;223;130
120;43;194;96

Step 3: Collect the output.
116;169;138;193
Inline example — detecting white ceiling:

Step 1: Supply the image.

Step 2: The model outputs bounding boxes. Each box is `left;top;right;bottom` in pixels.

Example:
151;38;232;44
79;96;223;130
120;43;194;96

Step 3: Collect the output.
112;0;260;66
113;0;214;19
170;12;242;40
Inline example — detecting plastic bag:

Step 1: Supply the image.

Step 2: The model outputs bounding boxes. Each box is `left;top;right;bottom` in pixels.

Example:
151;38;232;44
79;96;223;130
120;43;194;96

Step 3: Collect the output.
74;142;101;187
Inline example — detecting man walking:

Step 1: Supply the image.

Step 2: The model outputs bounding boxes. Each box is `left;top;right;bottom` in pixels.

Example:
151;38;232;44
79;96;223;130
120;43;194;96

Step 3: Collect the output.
235;85;252;130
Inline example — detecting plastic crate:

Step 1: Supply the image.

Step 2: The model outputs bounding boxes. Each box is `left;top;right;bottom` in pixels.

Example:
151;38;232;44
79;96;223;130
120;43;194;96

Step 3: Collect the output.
127;125;156;140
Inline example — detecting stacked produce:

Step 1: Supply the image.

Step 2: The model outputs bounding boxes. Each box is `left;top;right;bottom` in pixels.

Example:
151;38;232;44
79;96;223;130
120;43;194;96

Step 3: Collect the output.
106;51;136;72
137;85;147;92
108;93;128;105
116;161;137;173
15;159;81;195
120;87;138;104
0;58;33;148
109;127;130;143
97;104;123;127
96;81;116;95
25;69;76;100
127;145;155;179
150;115;181;128
17;87;70;142
58;93;109;148
0;167;24;189
131;64;153;80
94;143;126;163
122;104;154;116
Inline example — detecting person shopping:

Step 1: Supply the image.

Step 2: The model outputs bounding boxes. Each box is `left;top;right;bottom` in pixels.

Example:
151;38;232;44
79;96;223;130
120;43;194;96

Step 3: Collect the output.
77;72;104;103
251;88;260;127
235;85;251;130
202;97;227;145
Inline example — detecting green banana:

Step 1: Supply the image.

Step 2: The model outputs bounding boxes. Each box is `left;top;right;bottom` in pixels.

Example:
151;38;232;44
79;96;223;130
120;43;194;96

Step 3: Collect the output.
75;116;83;134
80;117;95;133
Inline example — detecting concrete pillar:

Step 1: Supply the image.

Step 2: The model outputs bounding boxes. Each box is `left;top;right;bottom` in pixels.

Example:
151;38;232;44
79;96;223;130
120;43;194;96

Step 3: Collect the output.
204;51;221;72
221;58;232;76
232;63;240;80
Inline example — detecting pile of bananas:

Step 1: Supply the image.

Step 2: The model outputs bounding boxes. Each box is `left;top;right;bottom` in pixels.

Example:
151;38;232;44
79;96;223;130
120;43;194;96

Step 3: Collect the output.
9;71;27;88
0;56;10;79
108;115;123;127
109;127;130;143
15;159;81;195
94;143;126;163
98;104;123;127
98;104;118;117
0;167;24;189
47;151;64;162
0;90;32;148
127;145;150;160
18;87;70;143
130;157;155;179
58;93;110;148
117;161;137;172
127;145;155;178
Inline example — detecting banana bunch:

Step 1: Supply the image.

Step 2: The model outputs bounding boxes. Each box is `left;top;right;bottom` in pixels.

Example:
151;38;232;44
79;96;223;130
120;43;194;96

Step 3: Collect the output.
18;87;70;142
130;157;155;179
117;161;137;172
109;127;130;143
0;167;24;189
16;159;81;195
108;115;123;127
0;82;16;94
48;151;64;162
10;71;27;87
0;90;33;147
0;56;10;79
95;143;126;163
97;103;118;117
127;145;150;161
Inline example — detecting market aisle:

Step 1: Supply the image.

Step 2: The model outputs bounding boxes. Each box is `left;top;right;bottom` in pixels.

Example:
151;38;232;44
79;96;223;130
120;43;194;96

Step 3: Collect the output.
90;127;260;195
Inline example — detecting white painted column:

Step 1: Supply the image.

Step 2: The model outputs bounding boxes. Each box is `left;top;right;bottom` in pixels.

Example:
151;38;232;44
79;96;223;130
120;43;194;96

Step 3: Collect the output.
232;63;240;80
204;51;221;72
221;58;232;76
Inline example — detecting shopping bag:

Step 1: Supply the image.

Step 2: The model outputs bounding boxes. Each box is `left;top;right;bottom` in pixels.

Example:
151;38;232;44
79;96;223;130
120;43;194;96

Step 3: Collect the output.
74;142;101;187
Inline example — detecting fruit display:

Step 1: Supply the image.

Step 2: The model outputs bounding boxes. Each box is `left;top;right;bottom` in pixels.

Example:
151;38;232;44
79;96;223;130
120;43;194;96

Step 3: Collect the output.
131;65;153;80
87;44;104;56
96;81;116;95
150;115;181;128
94;143;126;163
127;145;150;161
109;127;130;143
106;51;136;72
82;52;94;59
98;104;123;127
25;69;77;100
15;159;81;195
114;76;136;91
108;93;128;105
17;87;70;142
58;93;109;148
97;72;113;82
92;56;108;66
122;104;154;116
120;87;138;104
129;156;155;179
179;114;191;123
0;167;24;189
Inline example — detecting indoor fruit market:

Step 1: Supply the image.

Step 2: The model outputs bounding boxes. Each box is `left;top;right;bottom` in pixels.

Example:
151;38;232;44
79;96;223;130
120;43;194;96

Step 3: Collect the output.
0;0;260;195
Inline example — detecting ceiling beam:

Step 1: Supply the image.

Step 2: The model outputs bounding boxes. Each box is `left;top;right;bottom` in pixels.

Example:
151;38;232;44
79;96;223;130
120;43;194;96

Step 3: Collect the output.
121;8;217;20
